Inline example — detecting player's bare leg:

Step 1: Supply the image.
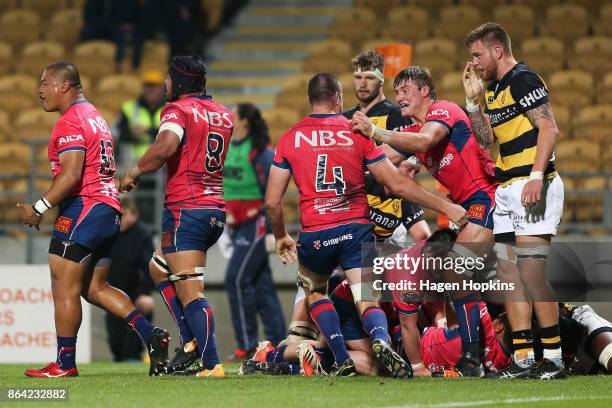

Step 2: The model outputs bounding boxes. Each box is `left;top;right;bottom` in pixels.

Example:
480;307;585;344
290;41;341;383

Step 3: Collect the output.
446;222;493;377
82;260;170;375
164;250;223;377
347;338;381;375
24;255;89;378
515;234;564;379
345;267;412;378
148;248;197;373
50;255;89;337
297;265;355;376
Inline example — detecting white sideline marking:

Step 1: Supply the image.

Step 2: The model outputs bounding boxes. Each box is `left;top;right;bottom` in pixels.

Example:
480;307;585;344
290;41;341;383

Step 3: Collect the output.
387;395;612;408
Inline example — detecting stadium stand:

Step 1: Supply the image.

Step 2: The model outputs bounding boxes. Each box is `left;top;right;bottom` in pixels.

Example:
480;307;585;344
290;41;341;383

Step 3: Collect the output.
0;0;609;238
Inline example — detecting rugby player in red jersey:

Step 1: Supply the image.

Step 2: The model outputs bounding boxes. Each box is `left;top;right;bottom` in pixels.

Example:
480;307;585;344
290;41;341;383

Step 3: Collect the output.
119;55;232;378
353;66;499;377
265;73;467;377
20;62;168;378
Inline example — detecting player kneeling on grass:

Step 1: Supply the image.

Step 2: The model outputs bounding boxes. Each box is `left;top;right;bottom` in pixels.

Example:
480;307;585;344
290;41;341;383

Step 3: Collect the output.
119;55;232;378
21;62;169;378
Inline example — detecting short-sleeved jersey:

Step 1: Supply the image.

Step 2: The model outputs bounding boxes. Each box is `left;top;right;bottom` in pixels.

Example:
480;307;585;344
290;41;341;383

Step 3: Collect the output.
484;63;555;185
272;113;385;231
48;100;120;212
407;100;498;204
158;95;233;208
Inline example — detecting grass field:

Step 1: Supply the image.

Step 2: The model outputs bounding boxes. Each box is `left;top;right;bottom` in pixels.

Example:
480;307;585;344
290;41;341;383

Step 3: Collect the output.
1;363;612;408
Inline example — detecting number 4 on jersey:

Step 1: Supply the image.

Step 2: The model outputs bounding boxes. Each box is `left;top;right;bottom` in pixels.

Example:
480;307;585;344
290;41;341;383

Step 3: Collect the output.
315;154;345;195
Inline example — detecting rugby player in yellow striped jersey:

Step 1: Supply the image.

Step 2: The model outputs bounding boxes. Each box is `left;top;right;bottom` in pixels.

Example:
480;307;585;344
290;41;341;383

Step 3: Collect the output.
343;49;431;243
464;22;565;380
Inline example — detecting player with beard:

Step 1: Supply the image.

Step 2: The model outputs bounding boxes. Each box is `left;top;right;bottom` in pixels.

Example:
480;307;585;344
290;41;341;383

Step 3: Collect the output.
343;50;430;243
464;22;565;379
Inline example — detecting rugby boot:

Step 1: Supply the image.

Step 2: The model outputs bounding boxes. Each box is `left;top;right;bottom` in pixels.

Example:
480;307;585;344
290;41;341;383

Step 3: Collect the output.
372;339;413;379
147;327;170;376
25;362;78;378
166;339;198;373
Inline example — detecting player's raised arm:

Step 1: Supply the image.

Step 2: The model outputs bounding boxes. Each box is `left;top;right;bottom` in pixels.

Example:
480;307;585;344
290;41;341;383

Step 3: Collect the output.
119;128;181;192
367;157;467;228
463;62;495;149
264;165;296;264
354;110;448;153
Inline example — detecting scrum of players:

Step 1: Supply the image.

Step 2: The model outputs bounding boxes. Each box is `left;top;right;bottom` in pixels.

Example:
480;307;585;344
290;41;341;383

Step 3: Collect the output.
20;20;612;380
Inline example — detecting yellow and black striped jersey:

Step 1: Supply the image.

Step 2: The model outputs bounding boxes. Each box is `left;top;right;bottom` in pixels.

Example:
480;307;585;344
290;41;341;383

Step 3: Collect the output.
484;63;556;185
366;178;425;240
343;98;410;132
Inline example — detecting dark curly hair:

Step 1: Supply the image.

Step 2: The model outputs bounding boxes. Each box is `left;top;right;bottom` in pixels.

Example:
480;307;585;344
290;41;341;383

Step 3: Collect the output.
236;102;270;152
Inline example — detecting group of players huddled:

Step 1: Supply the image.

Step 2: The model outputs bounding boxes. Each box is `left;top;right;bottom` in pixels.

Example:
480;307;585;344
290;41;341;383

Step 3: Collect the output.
19;21;612;380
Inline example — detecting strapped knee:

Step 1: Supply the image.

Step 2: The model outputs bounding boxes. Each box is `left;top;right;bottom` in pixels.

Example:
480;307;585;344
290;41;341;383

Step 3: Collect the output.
493;243;517;264
169;267;206;282
151;252;170;274
286;320;319;342
514;245;549;261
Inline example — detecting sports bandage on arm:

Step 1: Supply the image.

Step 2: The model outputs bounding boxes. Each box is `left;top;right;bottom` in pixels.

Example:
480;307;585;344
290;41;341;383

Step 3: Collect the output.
127;163;143;179
158;122;185;141
32;197;52;216
370;125;391;144
411;362;425;370
529;171;544;181
465;79;484;112
465;96;481;113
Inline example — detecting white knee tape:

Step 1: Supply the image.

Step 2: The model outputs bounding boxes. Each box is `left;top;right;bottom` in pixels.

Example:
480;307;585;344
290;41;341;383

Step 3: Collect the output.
493;243;517;264
599;343;612;369
287;320;319;342
514;245;549;259
294;286;306;304
151;252;170;274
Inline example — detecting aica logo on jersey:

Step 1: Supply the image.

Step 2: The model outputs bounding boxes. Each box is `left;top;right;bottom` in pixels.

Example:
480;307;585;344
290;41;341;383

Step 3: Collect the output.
294;130;353;148
519;87;548;108
161;113;178;122
427;109;450;120
57;134;84;145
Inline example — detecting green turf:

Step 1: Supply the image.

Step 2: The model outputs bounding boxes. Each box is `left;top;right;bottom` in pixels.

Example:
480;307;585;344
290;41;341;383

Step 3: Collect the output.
1;363;612;408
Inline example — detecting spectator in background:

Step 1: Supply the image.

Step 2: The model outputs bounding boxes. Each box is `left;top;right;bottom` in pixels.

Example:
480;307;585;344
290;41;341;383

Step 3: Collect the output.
132;0;206;69
224;103;286;361
105;198;156;362
114;71;165;225
116;70;166;165
81;0;140;71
